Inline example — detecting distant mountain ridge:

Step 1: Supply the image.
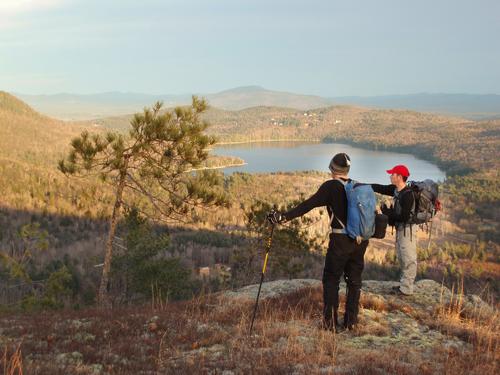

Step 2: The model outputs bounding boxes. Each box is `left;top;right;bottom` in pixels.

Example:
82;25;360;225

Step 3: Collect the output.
330;93;500;119
206;86;331;111
16;91;192;121
14;86;500;121
15;86;331;120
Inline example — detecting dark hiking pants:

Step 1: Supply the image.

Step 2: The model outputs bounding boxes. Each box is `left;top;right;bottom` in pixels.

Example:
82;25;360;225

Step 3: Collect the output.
322;234;368;328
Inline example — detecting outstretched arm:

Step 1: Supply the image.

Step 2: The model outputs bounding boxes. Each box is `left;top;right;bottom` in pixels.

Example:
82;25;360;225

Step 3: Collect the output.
371;184;396;196
283;182;330;221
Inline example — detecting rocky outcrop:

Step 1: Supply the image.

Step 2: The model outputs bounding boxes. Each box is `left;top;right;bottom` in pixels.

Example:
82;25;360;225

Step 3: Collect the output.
224;278;493;318
221;278;494;351
222;278;321;302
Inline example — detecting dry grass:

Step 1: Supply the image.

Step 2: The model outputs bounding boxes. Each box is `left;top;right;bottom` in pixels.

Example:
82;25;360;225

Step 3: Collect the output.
157;287;340;374
430;281;499;370
2;344;23;375
0;284;498;374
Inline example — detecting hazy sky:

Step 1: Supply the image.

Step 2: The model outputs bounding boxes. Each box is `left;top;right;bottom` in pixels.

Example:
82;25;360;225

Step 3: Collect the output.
1;0;499;96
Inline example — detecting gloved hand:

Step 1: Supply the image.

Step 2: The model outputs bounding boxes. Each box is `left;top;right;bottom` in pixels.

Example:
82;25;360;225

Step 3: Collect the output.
381;203;393;217
267;210;286;225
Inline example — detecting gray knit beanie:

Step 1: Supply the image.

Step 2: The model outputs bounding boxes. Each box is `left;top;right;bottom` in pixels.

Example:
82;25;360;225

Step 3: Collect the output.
329;153;351;174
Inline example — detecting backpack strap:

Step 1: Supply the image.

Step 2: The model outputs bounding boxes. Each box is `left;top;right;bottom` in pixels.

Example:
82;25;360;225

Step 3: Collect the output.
329;178;349;234
330;215;346;234
334;177;349;186
394;186;416;227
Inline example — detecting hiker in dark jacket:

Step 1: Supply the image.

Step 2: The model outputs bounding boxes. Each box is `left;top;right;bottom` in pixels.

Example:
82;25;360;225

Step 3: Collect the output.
267;153;368;331
371;164;417;296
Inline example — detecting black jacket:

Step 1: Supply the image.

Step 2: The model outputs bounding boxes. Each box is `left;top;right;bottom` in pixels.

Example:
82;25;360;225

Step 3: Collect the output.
284;178;350;230
371;184;415;226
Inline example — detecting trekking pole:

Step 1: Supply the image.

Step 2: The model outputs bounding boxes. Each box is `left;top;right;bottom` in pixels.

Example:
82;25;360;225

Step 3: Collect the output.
249;221;275;335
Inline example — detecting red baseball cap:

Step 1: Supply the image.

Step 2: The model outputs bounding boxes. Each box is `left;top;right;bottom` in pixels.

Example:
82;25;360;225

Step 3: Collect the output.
386;164;410;177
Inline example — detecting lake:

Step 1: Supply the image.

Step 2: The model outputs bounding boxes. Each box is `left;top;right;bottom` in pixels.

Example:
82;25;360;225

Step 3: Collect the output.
213;141;446;184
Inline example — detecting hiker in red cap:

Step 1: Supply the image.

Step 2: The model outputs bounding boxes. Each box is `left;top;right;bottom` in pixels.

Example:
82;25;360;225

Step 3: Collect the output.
371;164;417;296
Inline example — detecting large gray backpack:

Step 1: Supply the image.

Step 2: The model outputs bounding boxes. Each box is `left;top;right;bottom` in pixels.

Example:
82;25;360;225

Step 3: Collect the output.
407;179;440;224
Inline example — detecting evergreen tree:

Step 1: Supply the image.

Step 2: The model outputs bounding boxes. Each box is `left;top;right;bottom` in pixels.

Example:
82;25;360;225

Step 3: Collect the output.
0;222;49;283
59;97;228;306
112;208;194;302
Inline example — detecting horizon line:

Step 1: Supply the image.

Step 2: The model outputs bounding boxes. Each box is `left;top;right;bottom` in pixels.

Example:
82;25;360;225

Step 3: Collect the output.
11;87;500;98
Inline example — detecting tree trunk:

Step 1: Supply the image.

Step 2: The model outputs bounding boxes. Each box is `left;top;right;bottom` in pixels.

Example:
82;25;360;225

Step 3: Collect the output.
98;170;127;308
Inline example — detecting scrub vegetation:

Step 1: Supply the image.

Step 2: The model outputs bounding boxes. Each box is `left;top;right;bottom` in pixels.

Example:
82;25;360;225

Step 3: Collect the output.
0;92;498;373
1;280;497;374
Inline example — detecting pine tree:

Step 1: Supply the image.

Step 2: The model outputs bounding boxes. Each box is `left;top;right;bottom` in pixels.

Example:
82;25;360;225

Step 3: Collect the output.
112;207;194;302
59;97;228;307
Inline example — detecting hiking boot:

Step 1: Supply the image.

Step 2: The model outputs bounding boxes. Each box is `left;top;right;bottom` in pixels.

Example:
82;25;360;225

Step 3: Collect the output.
334;324;348;334
320;318;347;334
320;318;334;331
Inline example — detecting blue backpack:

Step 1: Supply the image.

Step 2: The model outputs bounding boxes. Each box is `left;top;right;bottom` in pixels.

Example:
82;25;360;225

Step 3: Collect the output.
331;179;377;242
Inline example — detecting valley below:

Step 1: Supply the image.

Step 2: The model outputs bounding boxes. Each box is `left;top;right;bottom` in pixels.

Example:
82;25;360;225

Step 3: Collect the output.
0;91;498;374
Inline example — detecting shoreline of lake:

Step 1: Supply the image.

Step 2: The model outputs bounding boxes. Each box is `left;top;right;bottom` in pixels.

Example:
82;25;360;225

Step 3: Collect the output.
213;141;446;183
322;137;469;176
189;162;248;172
214;138;320;146
212;137;468;177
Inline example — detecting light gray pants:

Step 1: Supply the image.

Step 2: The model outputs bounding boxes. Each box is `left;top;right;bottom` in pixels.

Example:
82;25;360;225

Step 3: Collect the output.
396;225;417;295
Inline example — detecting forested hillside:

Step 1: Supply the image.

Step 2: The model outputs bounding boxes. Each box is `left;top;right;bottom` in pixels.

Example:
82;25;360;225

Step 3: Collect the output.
99;105;498;173
97;102;499;241
0;93;498;312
